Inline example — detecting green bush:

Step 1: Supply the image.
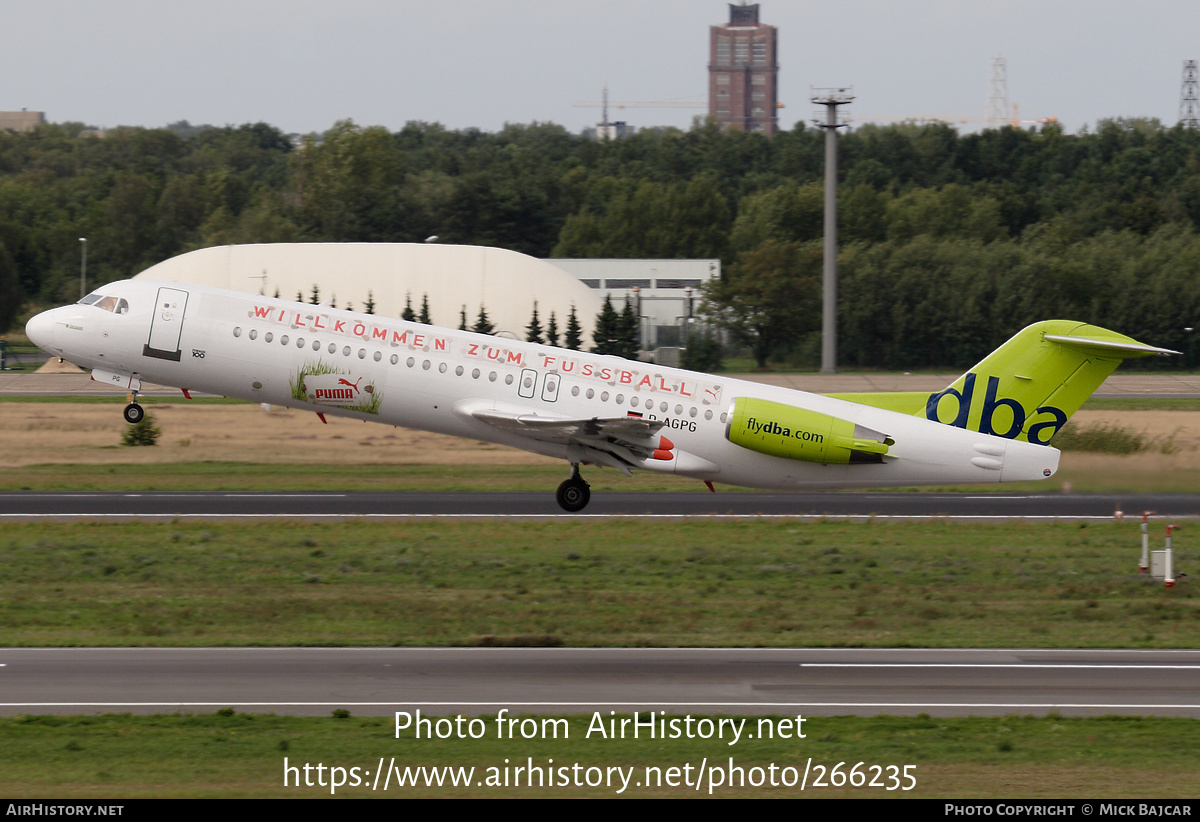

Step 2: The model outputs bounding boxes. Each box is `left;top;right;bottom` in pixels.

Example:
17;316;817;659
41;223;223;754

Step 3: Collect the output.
121;414;161;447
1050;422;1180;455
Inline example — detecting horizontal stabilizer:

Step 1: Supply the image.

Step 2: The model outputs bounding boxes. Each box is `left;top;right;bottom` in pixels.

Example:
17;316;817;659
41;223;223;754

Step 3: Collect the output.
1041;334;1180;358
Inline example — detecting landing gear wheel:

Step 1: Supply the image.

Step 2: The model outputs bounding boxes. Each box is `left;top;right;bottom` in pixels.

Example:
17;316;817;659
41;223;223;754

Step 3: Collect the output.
123;402;145;424
556;477;591;512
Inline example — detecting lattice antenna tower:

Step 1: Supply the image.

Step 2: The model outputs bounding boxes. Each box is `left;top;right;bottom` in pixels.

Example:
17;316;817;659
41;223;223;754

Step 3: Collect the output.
988;57;1009;128
1180;60;1199;129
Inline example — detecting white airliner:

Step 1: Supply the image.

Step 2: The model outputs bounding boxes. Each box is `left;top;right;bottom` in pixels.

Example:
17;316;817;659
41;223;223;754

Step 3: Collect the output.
25;277;1175;511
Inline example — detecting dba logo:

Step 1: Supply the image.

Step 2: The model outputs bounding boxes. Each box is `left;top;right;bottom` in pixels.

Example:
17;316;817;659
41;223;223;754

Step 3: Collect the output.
925;373;1067;445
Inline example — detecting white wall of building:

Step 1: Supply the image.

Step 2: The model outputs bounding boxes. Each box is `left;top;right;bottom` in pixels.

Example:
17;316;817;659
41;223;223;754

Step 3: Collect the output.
135;243;604;343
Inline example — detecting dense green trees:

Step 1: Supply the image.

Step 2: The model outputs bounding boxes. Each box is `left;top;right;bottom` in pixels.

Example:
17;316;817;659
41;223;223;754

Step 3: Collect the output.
2;115;1198;369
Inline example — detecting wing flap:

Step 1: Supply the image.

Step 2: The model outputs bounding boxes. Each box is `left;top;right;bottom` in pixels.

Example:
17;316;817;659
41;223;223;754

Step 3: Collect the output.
460;401;671;470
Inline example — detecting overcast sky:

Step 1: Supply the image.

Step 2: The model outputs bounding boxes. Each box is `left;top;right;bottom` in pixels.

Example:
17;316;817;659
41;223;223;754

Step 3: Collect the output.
3;0;1198;136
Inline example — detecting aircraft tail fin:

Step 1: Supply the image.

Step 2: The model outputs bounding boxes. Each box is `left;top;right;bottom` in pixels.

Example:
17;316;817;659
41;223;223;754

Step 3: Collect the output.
916;321;1176;444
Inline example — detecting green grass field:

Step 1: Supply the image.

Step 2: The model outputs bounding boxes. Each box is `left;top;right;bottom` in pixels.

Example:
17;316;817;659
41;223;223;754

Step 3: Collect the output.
3;712;1195;798
1;519;1193;648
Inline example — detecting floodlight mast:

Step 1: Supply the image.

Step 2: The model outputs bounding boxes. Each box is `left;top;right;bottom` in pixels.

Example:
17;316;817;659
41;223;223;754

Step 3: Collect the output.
811;87;853;374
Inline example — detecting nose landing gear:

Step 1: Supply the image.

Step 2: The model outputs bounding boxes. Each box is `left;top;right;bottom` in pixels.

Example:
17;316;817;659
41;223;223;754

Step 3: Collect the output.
123;389;144;424
555;464;591;512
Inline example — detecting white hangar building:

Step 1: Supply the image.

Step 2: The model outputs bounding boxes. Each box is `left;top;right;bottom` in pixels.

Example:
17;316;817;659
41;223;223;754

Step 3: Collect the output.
135;243;605;343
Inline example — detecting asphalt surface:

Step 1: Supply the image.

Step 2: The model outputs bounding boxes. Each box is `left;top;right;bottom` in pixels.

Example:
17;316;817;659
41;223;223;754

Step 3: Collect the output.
2;647;1198;717
2;490;1198;519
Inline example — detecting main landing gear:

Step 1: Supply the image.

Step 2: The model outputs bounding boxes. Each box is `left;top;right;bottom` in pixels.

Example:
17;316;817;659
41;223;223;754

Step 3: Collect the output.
555;464;591;513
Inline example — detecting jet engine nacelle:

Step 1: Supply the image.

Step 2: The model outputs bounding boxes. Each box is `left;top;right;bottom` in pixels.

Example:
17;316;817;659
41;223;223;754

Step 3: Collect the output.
725;397;893;465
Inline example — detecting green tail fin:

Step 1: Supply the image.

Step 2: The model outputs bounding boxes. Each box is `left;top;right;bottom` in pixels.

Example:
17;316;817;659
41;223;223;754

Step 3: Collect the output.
832;321;1177;444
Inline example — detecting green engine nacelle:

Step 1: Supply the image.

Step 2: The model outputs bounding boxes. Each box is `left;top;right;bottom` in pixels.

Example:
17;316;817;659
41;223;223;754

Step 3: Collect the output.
725;397;893;465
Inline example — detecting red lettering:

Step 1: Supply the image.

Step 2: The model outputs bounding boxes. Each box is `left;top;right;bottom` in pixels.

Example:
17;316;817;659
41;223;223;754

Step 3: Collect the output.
506;351;523;365
679;381;693;397
619;371;633;385
392;330;407;345
487;348;502;360
292;312;304;327
353;323;367;337
412;334;424;348
253;305;272;318
638;375;654;389
334;320;346;333
372;327;389;341
582;364;594;377
467;343;479;356
541;355;555;369
598;368;611;381
560;360;576;373
277;309;286;322
435;339;446;351
313;315;326;330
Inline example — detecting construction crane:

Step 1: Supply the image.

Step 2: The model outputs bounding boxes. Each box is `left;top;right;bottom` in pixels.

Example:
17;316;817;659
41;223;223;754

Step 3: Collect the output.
854;106;1056;129
573;85;708;114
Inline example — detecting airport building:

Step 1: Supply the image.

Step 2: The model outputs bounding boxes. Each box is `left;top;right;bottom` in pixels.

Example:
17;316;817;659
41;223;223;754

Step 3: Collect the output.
708;3;779;135
0;110;46;133
548;258;719;349
134;244;606;344
133;245;717;354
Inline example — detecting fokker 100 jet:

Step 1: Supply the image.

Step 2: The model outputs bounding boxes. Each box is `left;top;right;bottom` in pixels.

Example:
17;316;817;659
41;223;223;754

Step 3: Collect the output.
25;275;1175;511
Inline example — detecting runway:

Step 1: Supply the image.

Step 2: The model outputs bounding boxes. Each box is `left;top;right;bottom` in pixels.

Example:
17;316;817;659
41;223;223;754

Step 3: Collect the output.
3;647;1199;718
2;490;1199;519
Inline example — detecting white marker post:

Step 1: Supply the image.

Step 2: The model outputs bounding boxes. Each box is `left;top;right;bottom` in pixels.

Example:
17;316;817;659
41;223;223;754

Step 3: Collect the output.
1139;511;1155;573
1164;525;1178;588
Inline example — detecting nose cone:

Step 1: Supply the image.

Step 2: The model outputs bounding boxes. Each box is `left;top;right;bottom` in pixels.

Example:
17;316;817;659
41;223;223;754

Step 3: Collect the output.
25;309;59;354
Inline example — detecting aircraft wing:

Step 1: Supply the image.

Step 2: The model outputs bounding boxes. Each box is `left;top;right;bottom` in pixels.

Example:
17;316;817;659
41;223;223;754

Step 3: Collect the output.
461;403;673;475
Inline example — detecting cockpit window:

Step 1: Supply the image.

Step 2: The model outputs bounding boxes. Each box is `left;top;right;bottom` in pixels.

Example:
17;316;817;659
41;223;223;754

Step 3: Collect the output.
77;293;130;314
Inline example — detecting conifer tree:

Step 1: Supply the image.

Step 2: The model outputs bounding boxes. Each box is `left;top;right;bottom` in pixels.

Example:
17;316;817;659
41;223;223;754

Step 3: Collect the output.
310;284;320;305
459;305;468;331
402;293;416;322
419;295;431;325
473;306;494;335
619;297;640;358
365;291;375;315
591;296;620;355
565;305;582;351
546;310;559;347
526;301;544;344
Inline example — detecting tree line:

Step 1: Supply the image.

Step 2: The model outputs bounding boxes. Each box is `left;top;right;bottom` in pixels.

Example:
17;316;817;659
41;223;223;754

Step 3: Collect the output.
2;116;1198;368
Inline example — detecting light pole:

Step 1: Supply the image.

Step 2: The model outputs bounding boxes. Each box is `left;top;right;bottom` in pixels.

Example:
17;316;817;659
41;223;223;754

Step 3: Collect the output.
78;238;87;299
811;87;854;374
1186;327;1195;371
